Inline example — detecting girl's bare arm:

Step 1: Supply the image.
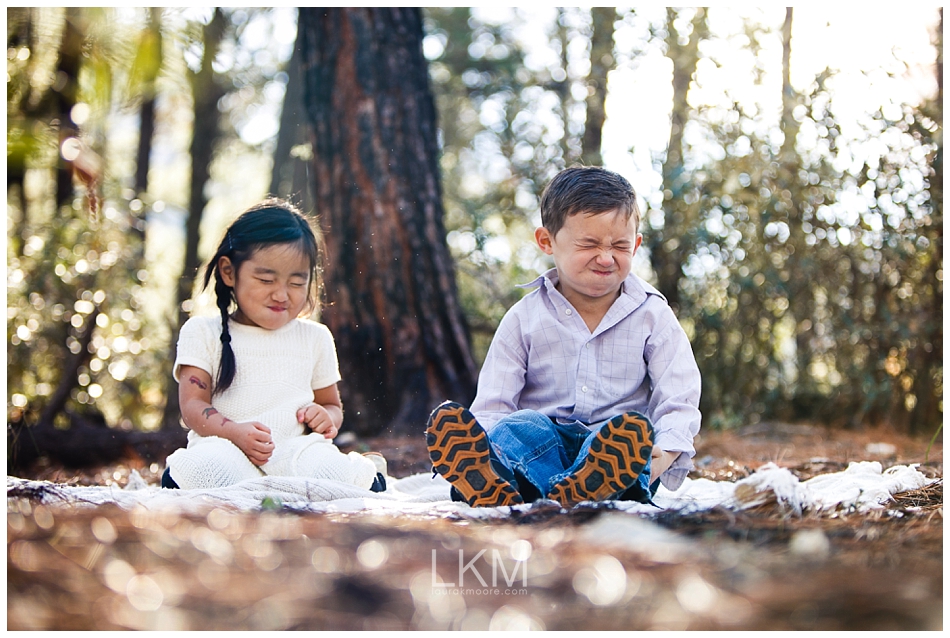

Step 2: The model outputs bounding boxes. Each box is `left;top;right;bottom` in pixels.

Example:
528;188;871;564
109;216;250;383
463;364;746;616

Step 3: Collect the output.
178;364;274;465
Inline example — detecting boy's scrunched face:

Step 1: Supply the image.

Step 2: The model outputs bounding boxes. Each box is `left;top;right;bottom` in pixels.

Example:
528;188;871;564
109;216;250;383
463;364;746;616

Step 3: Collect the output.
220;243;312;331
535;208;641;309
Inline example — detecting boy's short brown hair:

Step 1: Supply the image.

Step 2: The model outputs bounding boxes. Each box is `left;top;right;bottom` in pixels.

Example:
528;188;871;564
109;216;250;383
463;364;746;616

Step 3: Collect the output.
539;166;640;238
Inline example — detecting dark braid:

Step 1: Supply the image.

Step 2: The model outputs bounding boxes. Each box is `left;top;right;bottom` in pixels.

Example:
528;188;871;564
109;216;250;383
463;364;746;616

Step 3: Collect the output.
199;198;324;395
214;275;237;394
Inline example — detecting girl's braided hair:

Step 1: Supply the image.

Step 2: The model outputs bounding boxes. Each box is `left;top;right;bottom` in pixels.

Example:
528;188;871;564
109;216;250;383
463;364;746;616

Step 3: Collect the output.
201;198;323;394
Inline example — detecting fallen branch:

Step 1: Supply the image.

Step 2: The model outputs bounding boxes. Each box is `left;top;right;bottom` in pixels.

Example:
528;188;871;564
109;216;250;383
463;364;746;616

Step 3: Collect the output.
7;411;186;475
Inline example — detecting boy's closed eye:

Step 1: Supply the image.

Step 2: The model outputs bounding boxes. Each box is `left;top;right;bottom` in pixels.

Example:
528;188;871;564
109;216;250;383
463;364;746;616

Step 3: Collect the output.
577;242;631;251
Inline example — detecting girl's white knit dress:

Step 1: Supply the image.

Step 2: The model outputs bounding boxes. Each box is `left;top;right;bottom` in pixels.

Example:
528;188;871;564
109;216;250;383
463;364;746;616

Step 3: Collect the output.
164;315;377;490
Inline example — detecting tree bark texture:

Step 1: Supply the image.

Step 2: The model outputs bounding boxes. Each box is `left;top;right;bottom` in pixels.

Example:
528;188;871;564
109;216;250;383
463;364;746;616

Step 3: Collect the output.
298;8;478;435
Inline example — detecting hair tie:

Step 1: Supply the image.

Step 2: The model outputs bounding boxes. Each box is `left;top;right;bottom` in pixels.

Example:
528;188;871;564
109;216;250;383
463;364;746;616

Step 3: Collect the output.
220;333;232;344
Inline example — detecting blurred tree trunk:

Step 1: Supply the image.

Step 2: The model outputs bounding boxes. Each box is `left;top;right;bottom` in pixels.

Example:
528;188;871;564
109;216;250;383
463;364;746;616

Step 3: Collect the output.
7;8;33;255
776;8;819;411
269;38;314;213
554;9;574;165
268;38;298;196
649;7;708;311
298;7;478;436
131;7;164;251
53;8;84;209
37;303;100;430
908;8;943;435
580;7;616;167
161;8;228;430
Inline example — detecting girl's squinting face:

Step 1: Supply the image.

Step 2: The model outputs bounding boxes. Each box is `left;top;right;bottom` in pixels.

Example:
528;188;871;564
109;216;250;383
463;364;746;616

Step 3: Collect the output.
220;243;311;330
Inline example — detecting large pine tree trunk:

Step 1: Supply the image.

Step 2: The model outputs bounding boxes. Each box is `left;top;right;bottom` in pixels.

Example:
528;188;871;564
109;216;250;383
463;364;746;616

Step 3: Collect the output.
297;8;477;436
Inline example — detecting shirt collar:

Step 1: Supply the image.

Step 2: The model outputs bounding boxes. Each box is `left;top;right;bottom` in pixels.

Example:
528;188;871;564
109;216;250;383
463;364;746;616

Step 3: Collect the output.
516;268;557;291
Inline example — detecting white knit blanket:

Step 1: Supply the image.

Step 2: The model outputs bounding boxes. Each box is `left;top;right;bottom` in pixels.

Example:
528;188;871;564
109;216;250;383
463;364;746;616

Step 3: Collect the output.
6;461;932;519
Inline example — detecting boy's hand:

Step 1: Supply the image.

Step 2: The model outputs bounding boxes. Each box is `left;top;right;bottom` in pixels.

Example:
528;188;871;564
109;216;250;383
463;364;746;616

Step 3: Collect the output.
229;421;274;466
297;403;338;439
650;448;678;481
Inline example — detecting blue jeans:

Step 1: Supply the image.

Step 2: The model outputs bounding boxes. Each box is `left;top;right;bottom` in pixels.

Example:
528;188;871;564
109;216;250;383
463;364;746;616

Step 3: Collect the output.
482;410;658;504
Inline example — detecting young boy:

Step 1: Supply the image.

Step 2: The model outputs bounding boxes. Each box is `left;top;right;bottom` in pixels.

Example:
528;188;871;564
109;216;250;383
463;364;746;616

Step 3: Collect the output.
426;166;702;507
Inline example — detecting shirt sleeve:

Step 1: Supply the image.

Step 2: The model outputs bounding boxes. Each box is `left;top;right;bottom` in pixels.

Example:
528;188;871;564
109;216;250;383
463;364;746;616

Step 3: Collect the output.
173;317;215;382
310;322;343;390
643;304;703;490
470;309;528;431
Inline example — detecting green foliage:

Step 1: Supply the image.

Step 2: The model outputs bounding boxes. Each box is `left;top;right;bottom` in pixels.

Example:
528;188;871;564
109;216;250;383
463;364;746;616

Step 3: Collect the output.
7;204;161;429
8;7;941;439
7;9;166;431
670;18;942;433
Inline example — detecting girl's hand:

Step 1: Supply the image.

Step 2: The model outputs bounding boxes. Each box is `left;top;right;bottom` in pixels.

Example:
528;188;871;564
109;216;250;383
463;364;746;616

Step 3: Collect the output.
230;421;275;466
297;403;338;439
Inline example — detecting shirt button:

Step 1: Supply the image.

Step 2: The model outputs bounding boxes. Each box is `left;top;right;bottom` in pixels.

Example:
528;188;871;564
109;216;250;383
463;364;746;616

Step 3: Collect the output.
586;343;591;349
582;386;588;393
565;309;573;316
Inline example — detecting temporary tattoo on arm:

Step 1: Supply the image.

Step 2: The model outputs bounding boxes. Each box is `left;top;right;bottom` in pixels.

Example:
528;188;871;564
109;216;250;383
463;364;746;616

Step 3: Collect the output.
189;376;208;390
200;406;232;428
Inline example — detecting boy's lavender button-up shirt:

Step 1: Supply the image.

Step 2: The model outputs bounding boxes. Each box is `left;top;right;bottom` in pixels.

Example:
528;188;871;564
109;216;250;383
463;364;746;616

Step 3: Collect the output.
471;268;702;490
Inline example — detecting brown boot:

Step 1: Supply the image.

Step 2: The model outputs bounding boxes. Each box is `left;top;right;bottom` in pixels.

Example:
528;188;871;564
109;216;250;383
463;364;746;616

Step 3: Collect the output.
546;412;653;507
426;401;523;507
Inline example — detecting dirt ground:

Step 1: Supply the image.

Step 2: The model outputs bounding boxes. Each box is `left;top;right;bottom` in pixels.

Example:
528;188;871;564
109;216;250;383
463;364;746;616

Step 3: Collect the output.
7;421;943;630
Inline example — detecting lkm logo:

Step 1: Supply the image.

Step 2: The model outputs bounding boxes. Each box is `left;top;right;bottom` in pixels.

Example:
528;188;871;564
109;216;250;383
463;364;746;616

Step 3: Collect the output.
431;548;529;594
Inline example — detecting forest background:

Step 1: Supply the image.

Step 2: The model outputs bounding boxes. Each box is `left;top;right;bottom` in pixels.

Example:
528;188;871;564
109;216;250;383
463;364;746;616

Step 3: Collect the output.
5;7;943;472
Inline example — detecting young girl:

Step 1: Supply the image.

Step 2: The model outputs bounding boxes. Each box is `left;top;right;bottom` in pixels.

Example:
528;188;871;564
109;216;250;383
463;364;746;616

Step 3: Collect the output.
162;199;384;491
